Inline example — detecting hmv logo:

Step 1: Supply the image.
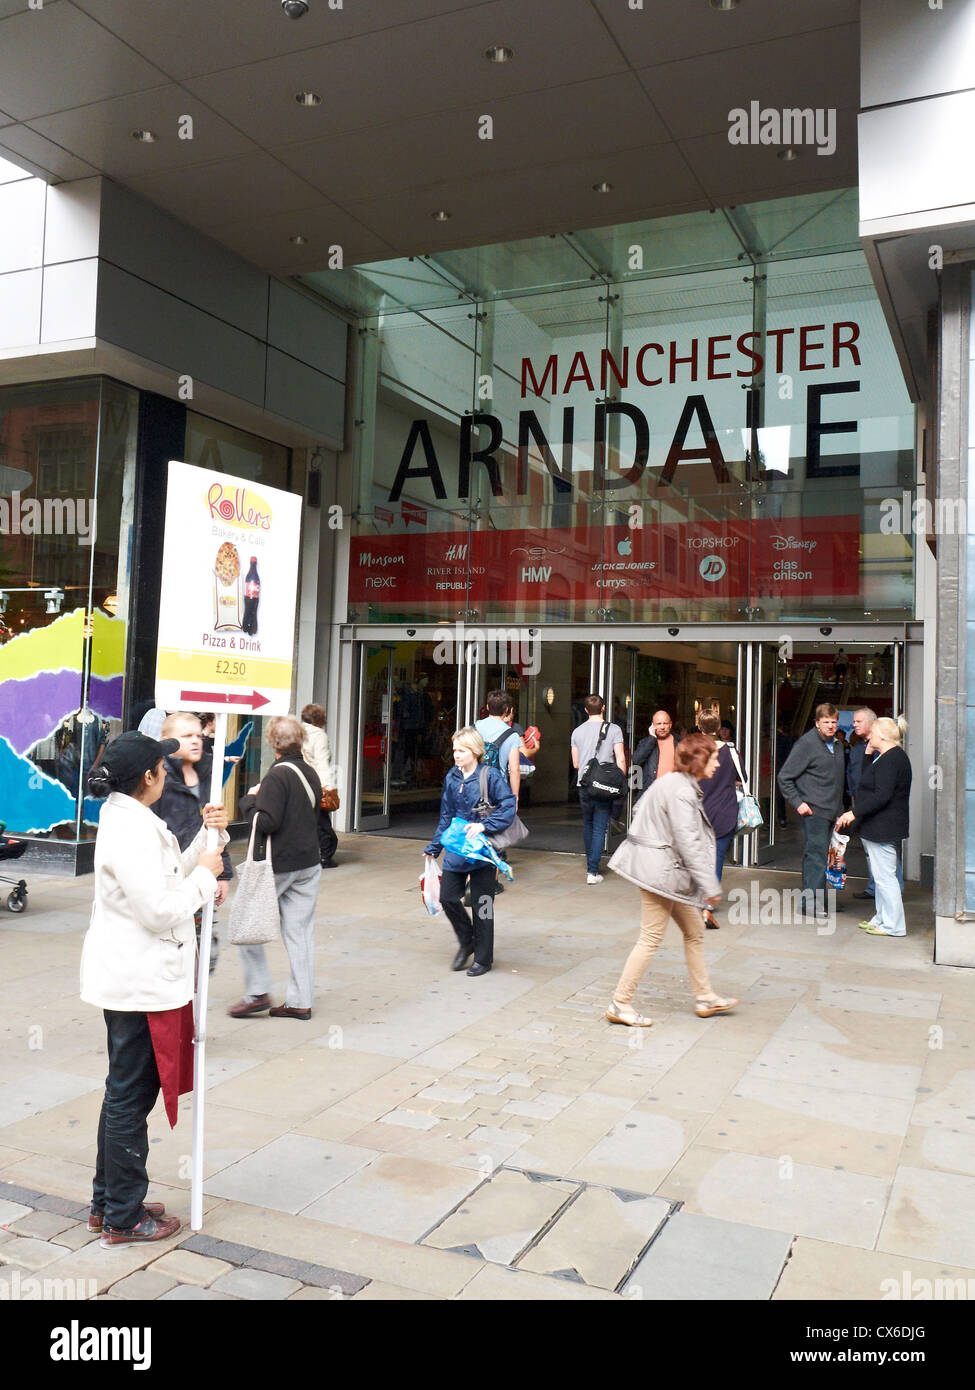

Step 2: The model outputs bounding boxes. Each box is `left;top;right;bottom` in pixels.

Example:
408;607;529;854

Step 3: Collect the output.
521;565;552;583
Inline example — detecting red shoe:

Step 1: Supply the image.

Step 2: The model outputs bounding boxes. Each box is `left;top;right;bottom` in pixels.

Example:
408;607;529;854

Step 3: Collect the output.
100;1210;181;1247
89;1200;165;1234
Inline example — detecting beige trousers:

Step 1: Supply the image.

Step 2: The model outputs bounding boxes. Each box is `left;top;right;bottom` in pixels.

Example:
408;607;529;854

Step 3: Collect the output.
614;889;713;1004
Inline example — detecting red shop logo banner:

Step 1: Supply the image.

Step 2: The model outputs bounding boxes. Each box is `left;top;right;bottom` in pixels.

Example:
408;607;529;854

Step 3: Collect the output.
349;515;861;604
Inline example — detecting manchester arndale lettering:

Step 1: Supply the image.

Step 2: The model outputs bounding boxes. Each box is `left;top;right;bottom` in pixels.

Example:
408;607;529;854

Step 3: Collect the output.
387;322;862;503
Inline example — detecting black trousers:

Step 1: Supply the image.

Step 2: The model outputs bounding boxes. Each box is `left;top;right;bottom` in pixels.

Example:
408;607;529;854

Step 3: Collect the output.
317;808;338;864
440;864;496;968
92;1010;161;1231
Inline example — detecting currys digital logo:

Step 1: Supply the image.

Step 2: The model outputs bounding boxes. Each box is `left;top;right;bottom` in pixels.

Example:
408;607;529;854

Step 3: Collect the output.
699;555;726;583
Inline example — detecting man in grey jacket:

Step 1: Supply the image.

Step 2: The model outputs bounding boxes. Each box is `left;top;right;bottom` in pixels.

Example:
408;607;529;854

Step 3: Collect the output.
777;702;846;918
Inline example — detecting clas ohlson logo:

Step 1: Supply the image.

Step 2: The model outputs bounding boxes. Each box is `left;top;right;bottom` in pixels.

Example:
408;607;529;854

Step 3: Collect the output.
207;482;272;531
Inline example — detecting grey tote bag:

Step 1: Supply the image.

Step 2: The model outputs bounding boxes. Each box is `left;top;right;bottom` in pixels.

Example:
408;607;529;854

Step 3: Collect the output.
228;814;279;946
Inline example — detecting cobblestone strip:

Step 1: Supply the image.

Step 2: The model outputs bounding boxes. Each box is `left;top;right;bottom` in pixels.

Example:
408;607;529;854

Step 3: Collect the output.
0;1182;372;1300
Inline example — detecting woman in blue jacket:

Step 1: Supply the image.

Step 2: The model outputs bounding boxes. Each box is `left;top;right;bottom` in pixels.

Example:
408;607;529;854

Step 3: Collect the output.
425;726;516;977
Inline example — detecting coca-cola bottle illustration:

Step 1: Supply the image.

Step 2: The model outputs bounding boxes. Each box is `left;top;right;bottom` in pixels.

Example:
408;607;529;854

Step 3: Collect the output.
242;557;260;635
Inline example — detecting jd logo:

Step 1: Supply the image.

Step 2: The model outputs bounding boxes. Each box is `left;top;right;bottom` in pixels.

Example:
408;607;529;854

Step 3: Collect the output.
699;555;726;582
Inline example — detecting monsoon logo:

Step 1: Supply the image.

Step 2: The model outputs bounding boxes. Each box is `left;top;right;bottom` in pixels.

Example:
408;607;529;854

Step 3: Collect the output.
206;483;272;531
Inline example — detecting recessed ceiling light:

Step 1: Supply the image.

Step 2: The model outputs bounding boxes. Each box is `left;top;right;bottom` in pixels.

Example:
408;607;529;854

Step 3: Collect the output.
485;44;514;63
709;0;739;10
592;181;613;194
295;91;322;106
289;234;308;245
131;129;156;143
777;147;800;161
431;209;452;222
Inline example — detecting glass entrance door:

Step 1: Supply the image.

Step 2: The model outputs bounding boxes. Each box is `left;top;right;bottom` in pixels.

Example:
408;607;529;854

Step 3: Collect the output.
356;644;393;828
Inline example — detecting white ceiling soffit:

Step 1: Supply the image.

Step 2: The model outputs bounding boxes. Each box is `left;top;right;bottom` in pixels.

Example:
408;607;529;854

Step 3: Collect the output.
0;0;859;273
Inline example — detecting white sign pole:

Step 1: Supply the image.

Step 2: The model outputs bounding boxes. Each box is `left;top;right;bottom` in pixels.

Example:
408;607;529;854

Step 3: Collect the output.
190;711;227;1232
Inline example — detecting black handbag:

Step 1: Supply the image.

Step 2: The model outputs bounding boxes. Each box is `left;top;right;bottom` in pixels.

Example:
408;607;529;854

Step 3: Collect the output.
579;721;627;803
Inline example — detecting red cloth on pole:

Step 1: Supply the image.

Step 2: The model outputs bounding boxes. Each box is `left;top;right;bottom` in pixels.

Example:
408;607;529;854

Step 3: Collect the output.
147;1002;195;1128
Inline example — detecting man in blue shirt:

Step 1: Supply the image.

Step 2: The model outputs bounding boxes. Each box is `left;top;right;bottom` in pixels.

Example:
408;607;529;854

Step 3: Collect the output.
473;690;522;896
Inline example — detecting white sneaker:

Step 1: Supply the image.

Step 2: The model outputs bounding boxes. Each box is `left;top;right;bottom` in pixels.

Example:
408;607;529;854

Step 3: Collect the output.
586;873;604;885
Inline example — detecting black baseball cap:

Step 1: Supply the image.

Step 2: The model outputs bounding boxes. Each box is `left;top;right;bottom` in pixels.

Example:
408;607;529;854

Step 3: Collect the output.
98;732;179;785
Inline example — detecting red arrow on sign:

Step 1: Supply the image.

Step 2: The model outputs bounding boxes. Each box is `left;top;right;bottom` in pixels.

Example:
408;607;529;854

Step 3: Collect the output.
180;689;271;710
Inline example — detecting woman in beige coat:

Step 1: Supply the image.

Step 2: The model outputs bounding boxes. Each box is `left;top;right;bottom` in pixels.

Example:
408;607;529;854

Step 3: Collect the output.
606;733;738;1026
301;702;338;868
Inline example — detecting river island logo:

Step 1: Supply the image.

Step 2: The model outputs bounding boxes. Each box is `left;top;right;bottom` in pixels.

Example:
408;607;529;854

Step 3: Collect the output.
207;483;272;531
699;555;726;582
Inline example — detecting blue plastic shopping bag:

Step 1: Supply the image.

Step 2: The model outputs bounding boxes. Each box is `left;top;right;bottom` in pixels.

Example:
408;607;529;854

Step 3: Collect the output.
440;817;514;879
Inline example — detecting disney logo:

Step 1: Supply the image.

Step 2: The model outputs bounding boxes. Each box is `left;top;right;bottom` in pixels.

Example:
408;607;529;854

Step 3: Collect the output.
771;535;817;552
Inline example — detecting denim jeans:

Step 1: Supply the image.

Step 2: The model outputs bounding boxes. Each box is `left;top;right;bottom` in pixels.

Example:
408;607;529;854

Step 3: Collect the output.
92;1010;161;1231
865;847;904;896
800;813;832;914
863;840;906;935
579;788;612;875
715;831;734;881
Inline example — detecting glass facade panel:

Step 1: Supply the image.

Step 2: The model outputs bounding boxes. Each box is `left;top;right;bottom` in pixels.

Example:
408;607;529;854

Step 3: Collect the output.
185;412;291;491
347;195;916;627
0;378;135;844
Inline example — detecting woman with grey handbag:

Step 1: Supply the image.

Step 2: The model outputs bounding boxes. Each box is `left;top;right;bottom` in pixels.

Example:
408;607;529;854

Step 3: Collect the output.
605;733;738;1027
228;715;322;1021
424;726;516;977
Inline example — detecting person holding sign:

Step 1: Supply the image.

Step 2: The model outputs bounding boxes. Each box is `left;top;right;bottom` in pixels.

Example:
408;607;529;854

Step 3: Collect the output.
82;732;228;1246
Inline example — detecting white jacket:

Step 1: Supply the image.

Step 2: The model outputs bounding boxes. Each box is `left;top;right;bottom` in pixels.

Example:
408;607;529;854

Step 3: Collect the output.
301;722;334;788
80;792;228;1012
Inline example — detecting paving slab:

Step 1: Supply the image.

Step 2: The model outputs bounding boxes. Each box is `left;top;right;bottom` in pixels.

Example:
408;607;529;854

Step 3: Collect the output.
109;1268;179;1300
0;1198;33;1226
775;1235;975;1300
661;1148;889;1249
0;1235;71;1270
302;1154;484;1242
423;1168;576;1264
211;1267;301;1299
205;1133;379;1214
622;1211;793;1300
519;1186;670;1289
569;1105;704;1193
0;1071;102;1129
7;1210;76;1240
878;1166;975;1267
455;1263;619;1300
149;1249;232;1287
159;1284;238;1300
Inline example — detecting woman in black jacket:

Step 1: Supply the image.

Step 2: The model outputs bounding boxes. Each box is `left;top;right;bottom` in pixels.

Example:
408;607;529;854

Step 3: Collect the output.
228;715;322;1020
695;711;745;929
154;712;234;975
836;716;911;937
